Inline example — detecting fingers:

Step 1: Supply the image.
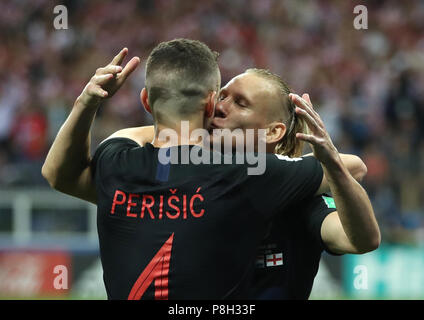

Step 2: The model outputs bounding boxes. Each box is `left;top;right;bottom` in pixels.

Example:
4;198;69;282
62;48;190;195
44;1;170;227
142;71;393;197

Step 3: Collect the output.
110;47;128;66
88;73;116;97
84;48;139;101
302;93;312;106
300;93;323;125
86;83;108;98
290;93;324;128
295;132;320;145
117;56;141;84
96;65;123;76
290;93;340;163
295;106;320;132
290;93;313;113
92;73;114;86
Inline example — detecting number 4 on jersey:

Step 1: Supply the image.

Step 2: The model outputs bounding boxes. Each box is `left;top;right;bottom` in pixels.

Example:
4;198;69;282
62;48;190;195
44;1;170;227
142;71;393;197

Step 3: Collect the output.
128;233;174;300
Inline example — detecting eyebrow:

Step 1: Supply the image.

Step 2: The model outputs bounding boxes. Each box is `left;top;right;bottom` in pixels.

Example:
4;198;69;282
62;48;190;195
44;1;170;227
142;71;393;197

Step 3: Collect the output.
221;88;252;105
235;92;252;105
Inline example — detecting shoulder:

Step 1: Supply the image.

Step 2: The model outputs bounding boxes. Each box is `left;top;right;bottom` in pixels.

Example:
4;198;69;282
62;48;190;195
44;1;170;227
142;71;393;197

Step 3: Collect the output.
106;126;154;147
273;154;304;162
91;137;151;181
267;154;316;164
264;154;320;172
92;137;142;165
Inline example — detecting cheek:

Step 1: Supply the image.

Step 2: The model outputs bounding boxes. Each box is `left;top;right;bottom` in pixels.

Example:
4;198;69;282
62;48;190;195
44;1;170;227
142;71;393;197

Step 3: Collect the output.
239;113;265;129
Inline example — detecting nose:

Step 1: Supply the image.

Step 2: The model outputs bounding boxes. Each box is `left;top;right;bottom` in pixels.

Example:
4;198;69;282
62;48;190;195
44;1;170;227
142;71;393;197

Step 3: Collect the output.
215;99;228;118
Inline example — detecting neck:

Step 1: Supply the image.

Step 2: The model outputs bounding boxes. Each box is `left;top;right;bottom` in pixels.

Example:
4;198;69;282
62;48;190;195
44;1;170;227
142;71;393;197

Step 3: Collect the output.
266;142;277;153
152;118;208;148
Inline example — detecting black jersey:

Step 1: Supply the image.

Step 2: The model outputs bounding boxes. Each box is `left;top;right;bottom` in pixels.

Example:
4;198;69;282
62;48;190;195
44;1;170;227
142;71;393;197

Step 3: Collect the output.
91;138;323;300
251;194;338;300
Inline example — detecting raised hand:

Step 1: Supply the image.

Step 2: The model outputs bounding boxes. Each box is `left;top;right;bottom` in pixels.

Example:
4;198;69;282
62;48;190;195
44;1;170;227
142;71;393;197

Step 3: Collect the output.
78;48;141;108
289;93;340;166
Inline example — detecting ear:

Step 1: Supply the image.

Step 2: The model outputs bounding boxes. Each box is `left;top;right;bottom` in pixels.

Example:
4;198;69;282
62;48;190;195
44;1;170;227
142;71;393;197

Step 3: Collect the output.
140;88;152;114
204;91;216;118
266;122;286;144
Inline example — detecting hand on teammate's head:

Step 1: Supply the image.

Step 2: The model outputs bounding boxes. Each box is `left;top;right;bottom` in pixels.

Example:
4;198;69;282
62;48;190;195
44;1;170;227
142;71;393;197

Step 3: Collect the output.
290;93;339;165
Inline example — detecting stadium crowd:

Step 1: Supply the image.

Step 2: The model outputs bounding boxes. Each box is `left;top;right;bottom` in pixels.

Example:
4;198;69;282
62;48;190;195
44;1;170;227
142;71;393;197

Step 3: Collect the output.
0;0;423;244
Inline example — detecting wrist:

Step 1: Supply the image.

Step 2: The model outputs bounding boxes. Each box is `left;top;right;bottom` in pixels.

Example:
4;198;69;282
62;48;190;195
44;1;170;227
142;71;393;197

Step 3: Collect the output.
75;94;101;111
322;154;351;183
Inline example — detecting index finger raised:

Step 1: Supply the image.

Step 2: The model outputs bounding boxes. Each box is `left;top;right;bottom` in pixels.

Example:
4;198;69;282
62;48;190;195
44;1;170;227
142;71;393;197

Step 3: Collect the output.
110;47;128;66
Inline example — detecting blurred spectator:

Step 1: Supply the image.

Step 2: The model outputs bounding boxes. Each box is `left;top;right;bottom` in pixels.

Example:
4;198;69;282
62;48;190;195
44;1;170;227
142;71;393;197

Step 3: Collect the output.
0;0;423;243
10;103;47;161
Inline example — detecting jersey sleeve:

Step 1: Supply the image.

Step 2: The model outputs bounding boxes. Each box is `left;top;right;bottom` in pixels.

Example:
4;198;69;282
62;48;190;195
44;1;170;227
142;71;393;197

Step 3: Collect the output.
247;154;323;219
302;194;341;255
91;137;141;183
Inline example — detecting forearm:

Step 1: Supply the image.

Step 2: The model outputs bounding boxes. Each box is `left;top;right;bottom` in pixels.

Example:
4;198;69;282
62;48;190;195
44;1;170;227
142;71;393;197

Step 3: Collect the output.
42;98;99;193
42;48;139;204
322;157;380;252
289;93;380;253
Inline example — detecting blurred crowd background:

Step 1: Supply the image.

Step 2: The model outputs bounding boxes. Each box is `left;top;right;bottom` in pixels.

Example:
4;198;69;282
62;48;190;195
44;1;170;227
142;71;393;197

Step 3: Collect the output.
0;0;423;248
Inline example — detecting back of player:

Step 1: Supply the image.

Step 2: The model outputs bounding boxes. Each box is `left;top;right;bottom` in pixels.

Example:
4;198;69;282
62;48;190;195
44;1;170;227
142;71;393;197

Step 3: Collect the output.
251;194;338;299
92;138;323;299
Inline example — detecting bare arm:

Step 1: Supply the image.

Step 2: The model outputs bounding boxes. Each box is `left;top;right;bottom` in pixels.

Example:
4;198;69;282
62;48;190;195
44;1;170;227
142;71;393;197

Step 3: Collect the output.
337;154;367;182
320;162;380;254
303;152;367;184
291;93;380;254
42;48;140;204
42;100;99;204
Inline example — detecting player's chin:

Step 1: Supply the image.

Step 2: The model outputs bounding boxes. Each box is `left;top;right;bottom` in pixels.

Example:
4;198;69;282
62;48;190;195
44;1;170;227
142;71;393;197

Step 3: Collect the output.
208;123;220;136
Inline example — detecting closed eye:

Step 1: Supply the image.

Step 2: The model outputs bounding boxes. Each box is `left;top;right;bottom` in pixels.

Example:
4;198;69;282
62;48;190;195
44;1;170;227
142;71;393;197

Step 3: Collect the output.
235;100;247;108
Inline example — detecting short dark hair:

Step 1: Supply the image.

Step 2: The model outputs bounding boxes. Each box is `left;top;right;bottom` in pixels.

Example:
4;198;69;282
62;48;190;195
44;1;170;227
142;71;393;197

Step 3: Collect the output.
145;39;220;120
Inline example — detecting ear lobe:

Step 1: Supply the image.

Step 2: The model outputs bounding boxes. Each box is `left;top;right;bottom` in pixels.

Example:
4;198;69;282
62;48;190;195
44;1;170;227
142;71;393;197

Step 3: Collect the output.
266;122;287;144
205;91;216;118
140;88;152;114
